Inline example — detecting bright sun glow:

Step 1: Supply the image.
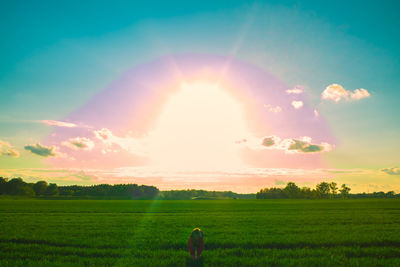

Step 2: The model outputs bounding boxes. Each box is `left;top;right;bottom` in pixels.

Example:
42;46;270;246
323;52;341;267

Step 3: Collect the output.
146;81;251;171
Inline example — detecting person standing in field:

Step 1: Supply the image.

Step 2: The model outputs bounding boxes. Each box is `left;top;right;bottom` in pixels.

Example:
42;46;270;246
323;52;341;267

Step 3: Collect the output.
187;228;204;260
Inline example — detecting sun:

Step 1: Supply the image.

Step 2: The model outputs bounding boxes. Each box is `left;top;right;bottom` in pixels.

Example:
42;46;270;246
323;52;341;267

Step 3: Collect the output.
146;81;251;171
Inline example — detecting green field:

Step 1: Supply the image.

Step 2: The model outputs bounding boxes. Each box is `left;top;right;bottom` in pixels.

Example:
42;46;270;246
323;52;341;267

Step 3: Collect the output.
1;199;399;266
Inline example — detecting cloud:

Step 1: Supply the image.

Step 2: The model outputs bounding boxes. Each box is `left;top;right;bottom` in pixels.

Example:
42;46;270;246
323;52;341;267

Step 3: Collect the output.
381;167;400;175
322;84;370;102
0;140;19;157
93;128;147;156
70;170;97;182
288;139;326;153
0;168;98;185
322;84;348;102
0;167;334;192
286;85;304;95
40;120;77;128
263;104;282;113
321;169;364;174
244;135;332;154
24;143;58;157
350;88;370;100
261;136;280;147
291;100;304;109
94;128;114;141
62;137;94;151
286;85;304;94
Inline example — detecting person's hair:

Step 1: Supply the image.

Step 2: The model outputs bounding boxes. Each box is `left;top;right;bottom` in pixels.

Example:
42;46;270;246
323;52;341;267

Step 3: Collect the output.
191;228;203;239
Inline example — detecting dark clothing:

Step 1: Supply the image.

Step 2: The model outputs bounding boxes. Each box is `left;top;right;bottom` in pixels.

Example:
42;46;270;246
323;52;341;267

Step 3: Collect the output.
187;236;204;257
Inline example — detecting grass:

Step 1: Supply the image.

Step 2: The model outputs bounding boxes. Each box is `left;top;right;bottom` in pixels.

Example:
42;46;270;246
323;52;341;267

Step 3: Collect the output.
0;199;399;266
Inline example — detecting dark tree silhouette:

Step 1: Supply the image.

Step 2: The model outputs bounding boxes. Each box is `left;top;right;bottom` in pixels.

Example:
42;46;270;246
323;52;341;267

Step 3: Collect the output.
284;182;300;198
257;182;360;199
5;178;35;196
44;183;59;196
0;177;7;194
316;182;331;198
339;184;351;198
0;177;397;199
329;182;338;198
33;181;48;196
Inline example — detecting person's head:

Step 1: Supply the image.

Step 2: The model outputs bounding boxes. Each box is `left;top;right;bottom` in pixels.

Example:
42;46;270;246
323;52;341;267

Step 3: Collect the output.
191;228;203;245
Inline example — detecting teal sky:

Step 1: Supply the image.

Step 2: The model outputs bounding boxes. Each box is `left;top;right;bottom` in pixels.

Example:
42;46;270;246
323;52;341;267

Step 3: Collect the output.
1;0;399;192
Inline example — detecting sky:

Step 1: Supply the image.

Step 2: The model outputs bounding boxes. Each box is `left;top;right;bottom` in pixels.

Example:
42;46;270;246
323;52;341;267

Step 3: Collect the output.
1;0;399;193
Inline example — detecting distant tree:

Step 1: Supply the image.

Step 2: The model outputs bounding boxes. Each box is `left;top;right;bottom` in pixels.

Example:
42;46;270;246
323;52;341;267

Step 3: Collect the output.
256;187;286;199
329;182;338;198
6;178;23;195
339;184;351;198
372;191;385;198
33;181;48;196
6;178;25;195
284;182;300;198
21;186;35;197
141;185;159;199
300;187;315;199
4;178;35;196
310;189;319;199
44;183;59;196
0;177;8;194
386;191;395;198
316;182;330;198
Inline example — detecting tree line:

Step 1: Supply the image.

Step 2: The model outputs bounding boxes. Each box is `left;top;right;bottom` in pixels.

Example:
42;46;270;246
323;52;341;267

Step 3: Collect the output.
0;177;159;199
0;177;254;199
256;181;399;199
1;177;398;199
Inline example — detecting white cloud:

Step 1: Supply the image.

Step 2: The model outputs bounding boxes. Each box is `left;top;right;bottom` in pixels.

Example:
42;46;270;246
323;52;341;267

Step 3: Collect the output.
291;100;304;109
94;128;114;141
286;85;304;94
40;120;77;128
0;140;19;157
93;128;147;156
322;84;348;102
62;137;94;151
350;88;370;100
263;104;282;113
322;84;370;102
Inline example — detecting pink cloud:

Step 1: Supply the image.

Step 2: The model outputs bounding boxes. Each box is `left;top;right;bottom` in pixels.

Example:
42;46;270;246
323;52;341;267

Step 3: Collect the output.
264;104;282;113
286;85;304;94
291;100;304;109
94;128;113;141
62;137;94;151
41;120;77;128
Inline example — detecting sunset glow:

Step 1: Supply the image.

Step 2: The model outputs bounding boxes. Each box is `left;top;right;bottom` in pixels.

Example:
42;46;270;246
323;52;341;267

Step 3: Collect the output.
2;3;400;266
1;2;399;193
146;81;250;171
